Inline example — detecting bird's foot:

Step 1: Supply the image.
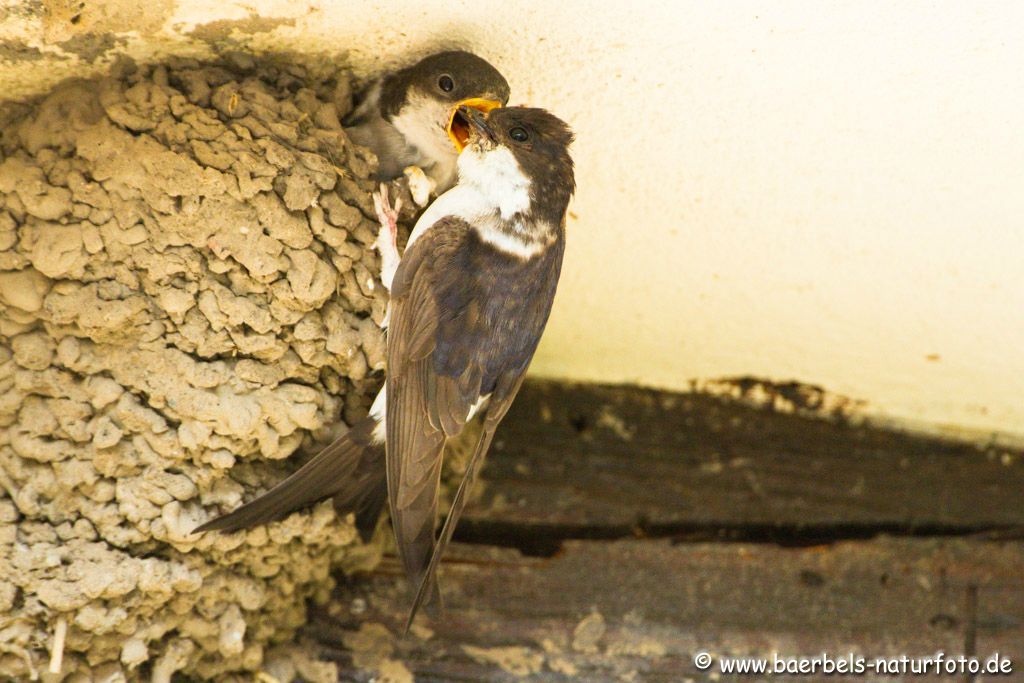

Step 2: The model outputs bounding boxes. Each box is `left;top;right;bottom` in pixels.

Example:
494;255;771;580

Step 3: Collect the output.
372;182;402;292
403;165;436;207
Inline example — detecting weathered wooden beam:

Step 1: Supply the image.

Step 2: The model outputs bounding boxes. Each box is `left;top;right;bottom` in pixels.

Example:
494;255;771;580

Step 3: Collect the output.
311;538;1024;682
310;381;1024;681
459;380;1024;541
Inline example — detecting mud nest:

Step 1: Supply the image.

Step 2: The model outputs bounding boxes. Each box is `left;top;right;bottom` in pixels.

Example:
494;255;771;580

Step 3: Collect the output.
0;54;417;680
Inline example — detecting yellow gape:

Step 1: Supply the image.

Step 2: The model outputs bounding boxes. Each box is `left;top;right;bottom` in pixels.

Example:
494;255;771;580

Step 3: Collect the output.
447;97;503;151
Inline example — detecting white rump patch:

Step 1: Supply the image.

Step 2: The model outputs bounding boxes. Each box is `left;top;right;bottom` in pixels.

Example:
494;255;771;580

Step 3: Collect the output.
370;386;386;444
467;394;491;421
370;387;491;444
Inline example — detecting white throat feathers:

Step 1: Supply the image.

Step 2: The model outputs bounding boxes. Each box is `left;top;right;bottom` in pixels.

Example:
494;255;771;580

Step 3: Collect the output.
389;91;459;188
407;143;557;259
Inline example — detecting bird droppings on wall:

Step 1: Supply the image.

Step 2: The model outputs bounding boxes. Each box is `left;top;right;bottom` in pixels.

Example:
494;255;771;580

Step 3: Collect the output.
0;53;415;680
340;622;414;683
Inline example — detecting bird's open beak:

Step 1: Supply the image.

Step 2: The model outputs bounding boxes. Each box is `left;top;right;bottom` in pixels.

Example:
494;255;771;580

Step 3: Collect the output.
447;98;502;151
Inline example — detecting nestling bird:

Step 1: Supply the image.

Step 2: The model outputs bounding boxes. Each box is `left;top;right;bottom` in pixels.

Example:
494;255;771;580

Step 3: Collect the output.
196;105;576;629
344;50;510;199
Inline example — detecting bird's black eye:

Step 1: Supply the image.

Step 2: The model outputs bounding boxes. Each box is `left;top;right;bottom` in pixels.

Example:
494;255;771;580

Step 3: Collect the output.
509;126;529;142
438;75;454;92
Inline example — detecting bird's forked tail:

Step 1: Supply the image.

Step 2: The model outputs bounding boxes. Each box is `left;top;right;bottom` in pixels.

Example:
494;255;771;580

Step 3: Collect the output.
193;416;386;540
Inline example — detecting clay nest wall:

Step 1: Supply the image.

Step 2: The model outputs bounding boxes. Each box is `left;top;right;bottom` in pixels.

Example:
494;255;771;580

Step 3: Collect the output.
0;54;417;681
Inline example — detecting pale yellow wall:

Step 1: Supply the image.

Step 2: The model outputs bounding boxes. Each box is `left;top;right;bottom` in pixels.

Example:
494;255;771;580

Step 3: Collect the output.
2;1;1022;440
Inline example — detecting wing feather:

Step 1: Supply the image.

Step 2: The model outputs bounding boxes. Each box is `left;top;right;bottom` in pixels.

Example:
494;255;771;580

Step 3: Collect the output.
385;220;476;583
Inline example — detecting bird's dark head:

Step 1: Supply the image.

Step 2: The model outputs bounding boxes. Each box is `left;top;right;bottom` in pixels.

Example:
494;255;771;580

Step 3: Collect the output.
456;106;576;225
381;51;510;156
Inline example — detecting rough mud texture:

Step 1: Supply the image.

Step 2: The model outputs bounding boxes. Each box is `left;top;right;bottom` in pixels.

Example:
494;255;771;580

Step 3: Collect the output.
0;54;414;680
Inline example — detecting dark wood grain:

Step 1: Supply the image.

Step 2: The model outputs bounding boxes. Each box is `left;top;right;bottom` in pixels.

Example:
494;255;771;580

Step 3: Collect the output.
309;380;1024;682
312;538;1024;682
459;380;1024;543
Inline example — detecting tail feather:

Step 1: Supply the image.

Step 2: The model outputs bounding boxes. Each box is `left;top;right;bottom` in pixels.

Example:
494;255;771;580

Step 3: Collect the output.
332;444;387;542
193;416;379;535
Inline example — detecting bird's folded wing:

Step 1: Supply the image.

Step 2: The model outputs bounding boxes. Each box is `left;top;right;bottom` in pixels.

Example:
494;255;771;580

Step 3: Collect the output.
385;218;480;584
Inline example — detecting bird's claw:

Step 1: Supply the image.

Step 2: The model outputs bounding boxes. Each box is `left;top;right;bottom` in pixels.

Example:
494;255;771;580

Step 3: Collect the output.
404;166;436;207
373;183;402;293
